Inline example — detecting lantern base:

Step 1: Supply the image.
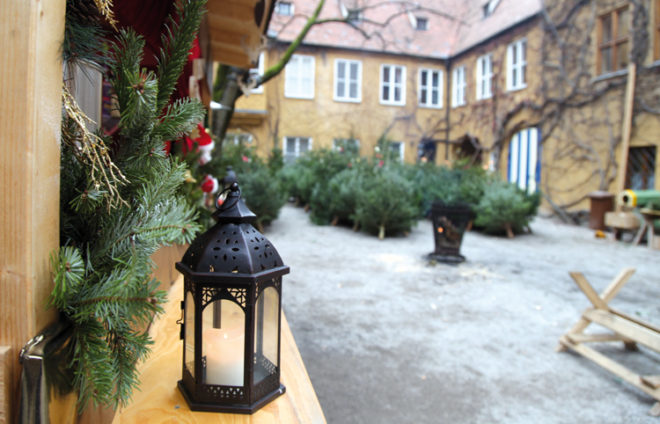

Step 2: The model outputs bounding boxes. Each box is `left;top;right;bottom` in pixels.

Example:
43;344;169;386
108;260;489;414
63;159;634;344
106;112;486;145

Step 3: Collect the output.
177;380;286;414
427;252;465;264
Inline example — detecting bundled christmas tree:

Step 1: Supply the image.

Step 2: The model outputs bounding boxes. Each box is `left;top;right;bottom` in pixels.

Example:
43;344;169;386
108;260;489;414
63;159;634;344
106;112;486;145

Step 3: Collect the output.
474;180;536;237
354;167;418;239
326;165;366;228
52;0;205;410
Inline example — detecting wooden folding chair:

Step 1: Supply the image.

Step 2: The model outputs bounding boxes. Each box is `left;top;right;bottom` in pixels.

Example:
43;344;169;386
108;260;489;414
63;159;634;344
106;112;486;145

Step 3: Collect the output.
557;268;660;416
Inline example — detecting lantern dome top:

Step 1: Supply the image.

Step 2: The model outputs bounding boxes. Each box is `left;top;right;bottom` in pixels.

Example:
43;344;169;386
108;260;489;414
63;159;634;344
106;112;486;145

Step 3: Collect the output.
213;182;256;223
177;182;289;281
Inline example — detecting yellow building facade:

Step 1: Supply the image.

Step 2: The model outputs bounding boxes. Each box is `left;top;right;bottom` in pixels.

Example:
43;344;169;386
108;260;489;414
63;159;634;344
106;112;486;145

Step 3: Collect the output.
226;0;660;212
232;46;451;164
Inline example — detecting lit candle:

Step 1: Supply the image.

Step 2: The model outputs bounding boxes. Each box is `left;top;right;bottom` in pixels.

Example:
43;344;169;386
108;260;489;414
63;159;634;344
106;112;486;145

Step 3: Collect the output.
203;327;245;386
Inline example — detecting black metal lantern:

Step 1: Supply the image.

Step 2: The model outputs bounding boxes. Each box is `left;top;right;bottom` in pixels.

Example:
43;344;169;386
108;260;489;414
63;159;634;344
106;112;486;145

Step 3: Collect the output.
428;202;473;263
176;182;289;413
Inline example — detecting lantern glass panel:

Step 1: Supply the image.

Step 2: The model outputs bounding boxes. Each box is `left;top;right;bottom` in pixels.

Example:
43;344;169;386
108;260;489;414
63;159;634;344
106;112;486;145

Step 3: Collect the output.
253;285;280;384
202;298;245;386
184;291;195;378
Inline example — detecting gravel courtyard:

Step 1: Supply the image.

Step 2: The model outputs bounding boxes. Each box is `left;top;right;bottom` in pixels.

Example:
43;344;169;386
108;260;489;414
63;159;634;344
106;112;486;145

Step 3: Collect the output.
266;204;659;424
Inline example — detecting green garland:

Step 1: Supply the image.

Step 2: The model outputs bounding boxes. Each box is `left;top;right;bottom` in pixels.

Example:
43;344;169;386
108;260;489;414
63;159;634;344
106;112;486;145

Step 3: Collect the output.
52;0;206;410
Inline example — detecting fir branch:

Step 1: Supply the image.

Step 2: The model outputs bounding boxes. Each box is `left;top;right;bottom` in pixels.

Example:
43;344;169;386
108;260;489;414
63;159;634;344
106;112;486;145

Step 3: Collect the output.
73;295;158;307
49;247;85;312
152;98;206;140
72;321;115;411
62;10;108;66
131;158;190;207
62;86;128;209
108;199;200;258
155;0;206;112
109;327;153;407
69;186;107;214
109;30;145;116
118;71;158;141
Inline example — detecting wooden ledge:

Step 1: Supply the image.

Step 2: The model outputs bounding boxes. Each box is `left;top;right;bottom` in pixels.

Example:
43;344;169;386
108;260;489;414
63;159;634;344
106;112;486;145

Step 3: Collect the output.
112;276;326;423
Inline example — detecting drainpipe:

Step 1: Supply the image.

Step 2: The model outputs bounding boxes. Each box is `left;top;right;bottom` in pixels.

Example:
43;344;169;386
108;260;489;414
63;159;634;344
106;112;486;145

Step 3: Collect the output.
444;57;452;162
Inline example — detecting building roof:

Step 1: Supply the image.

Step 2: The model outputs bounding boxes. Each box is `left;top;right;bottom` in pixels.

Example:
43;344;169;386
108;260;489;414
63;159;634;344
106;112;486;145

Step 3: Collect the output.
268;0;542;59
452;0;541;55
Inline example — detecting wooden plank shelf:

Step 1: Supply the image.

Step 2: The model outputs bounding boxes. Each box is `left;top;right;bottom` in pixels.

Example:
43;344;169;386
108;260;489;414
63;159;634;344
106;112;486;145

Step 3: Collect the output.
112;276;326;424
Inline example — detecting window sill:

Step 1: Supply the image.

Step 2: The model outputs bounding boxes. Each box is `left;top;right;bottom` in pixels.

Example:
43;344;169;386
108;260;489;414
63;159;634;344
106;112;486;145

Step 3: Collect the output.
334;97;362;104
475;95;493;102
506;84;527;93
451;103;467;109
379;101;406;107
418;103;443;110
284;94;315;100
592;68;628;83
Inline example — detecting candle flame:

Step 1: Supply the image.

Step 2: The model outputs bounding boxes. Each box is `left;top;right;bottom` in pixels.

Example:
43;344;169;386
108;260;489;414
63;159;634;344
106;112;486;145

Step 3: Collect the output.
437;227;444;233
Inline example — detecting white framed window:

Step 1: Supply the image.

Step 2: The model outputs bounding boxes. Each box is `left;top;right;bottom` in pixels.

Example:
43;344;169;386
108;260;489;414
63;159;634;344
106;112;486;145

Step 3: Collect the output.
380;64;406;106
333;138;360;155
476;53;493;100
507;38;527;91
483;0;500;17
276;1;293;16
340;2;362;22
451;65;466;107
283;136;312;163
389;141;404;162
415;17;428;30
284;54;315;99
418;68;442;108
249;52;265;94
334;59;362;102
224;133;253;145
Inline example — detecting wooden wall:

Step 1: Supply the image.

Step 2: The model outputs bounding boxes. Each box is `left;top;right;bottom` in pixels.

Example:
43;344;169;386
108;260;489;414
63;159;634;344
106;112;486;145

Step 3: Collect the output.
0;0;65;421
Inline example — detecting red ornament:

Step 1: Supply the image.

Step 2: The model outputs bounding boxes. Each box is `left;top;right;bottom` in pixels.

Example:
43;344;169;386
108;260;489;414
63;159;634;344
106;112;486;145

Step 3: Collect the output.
201;175;219;194
196;124;214;165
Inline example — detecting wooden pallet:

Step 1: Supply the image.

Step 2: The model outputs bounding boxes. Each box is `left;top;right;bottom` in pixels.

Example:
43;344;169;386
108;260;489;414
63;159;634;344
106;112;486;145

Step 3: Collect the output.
557;268;660;416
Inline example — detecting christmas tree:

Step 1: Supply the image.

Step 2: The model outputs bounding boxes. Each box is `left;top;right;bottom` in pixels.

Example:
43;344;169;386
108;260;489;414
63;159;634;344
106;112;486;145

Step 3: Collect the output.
52;0;206;410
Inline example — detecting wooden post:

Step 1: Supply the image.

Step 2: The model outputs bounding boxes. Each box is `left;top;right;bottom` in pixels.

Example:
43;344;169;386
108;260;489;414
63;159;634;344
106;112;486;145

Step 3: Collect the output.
0;0;65;422
0;347;10;424
616;63;636;207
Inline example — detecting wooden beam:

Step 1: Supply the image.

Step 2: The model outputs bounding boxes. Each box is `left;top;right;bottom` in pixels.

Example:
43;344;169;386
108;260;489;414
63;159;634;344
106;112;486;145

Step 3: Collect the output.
601;268;635;302
206;0;266;68
583;309;660;353
566;333;628;344
616;62;636;200
0;0;65;421
568;272;609;310
0;347;10;424
611;309;660;334
561;338;660;402
642;376;660;390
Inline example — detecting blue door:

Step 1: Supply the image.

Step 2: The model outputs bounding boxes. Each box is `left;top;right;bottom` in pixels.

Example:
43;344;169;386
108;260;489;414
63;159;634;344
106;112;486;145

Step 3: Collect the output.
508;127;541;192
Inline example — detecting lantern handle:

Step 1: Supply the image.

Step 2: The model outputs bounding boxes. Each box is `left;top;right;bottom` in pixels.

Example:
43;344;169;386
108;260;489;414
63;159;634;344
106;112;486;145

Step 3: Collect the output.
215;182;241;211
